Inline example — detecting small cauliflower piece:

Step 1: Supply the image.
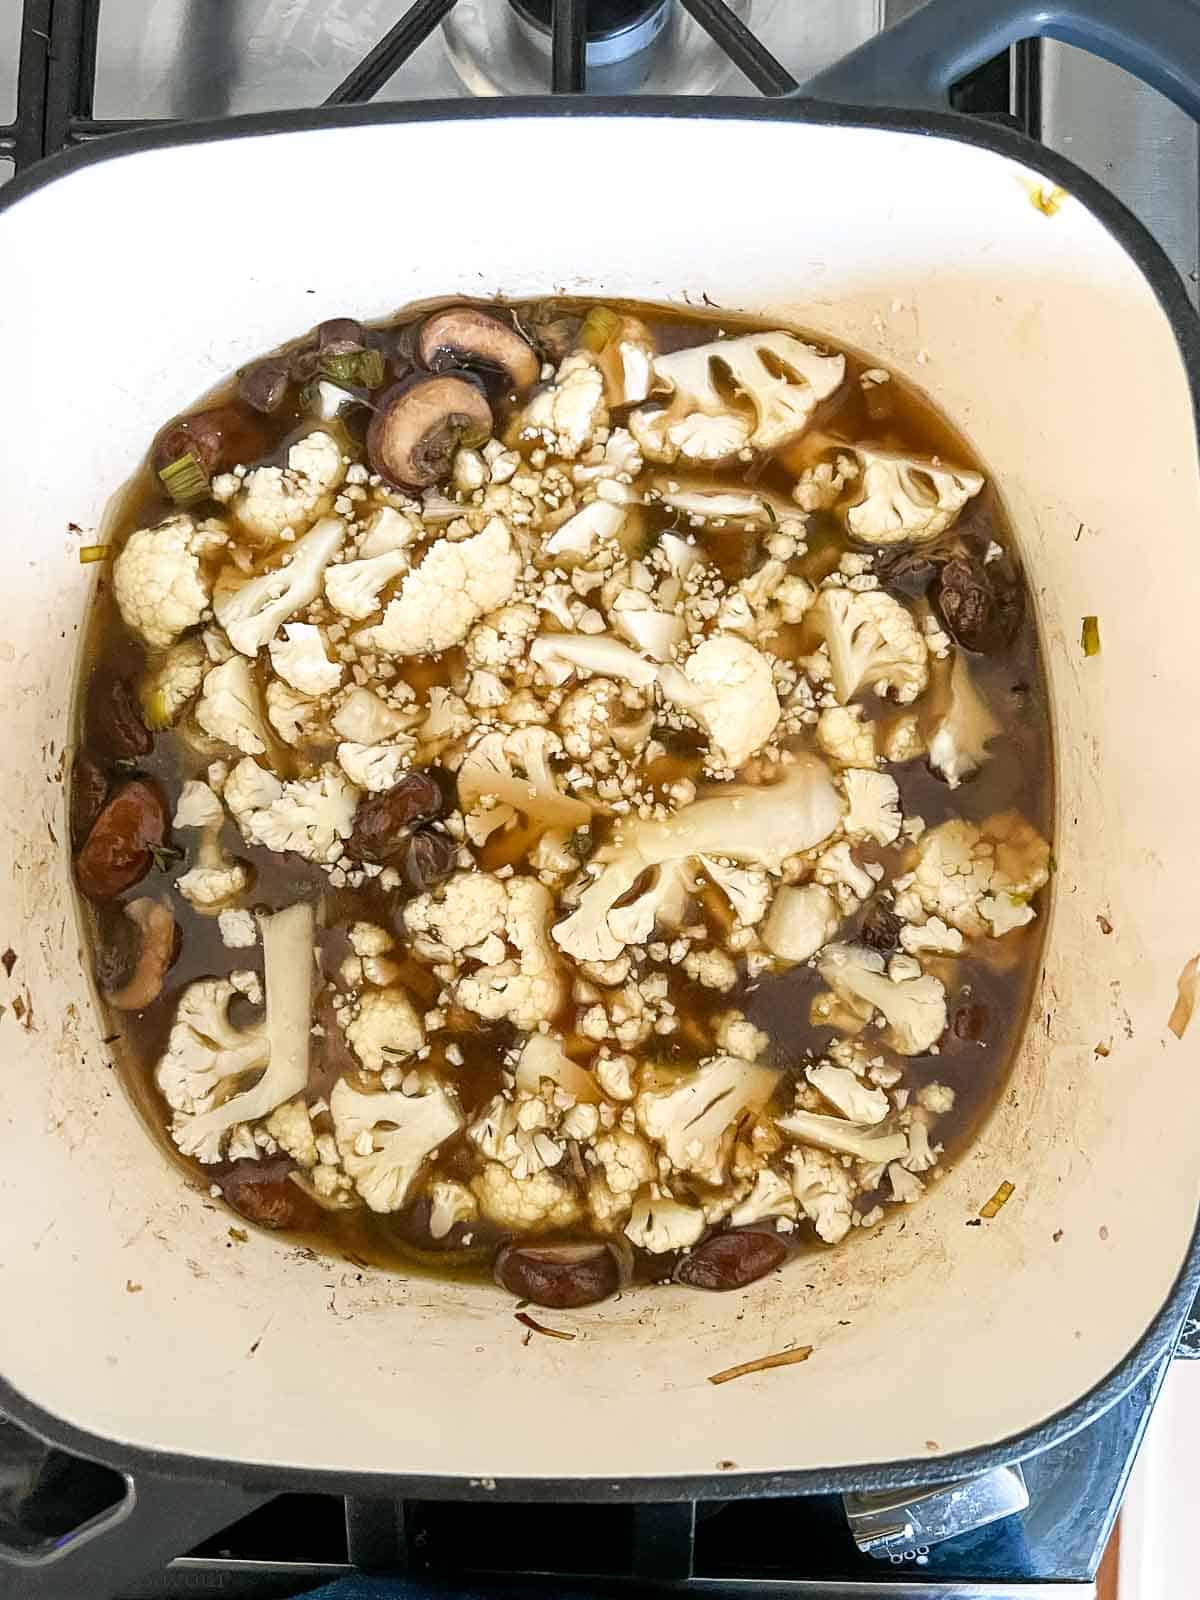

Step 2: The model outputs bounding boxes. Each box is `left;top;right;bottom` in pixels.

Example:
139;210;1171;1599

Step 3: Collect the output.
520;352;608;459
367;517;521;657
268;624;342;697
223;757;358;865
814;840;878;914
610;591;684;662
841;769;902;846
515;1032;601;1103
882;713;926;765
404;870;510;956
899;916;964;956
266;1098;318;1168
173;778;250;912
214;515;345;657
330;1076;463;1213
816;705;877;768
232;430;345;545
816;943;947;1055
597;314;656;406
155;903;314;1163
325;548;409;621
531;632;659;690
762;883;841;964
928;653;1002;789
471;1160;582;1231
714;1011;769;1061
731;1167;798;1227
345;986;425;1072
337;740;414;792
806;1060;890;1124
455;878;565;1031
114;514;217;650
778;1107;908;1165
544;498;626;558
682;947;739;992
140;636;208;729
624;1188;707;1253
897;812;1051;939
331;686;411;745
457;725;591;845
630;330;845;465
699;856;772;925
265;680;331;749
788;1147;856;1243
636;1055;778;1184
846;447;984;546
809;586;929;706
658;635;781;769
793;453;860;513
596;1052;637;1102
195;658;271;756
428;1179;478;1240
219;907;258;949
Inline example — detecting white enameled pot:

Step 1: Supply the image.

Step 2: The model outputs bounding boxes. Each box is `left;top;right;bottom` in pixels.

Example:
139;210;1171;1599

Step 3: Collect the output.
1;94;1200;1503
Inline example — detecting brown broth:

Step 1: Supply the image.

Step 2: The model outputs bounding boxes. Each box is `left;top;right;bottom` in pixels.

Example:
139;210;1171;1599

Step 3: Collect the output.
74;297;1054;1288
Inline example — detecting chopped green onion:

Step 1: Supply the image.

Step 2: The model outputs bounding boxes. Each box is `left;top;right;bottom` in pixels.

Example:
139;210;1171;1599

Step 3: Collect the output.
318;347;385;389
578;305;621;353
78;544;111;565
1080;615;1101;657
139;688;171;731
979;1180;1015;1220
149;843;184;872
158;451;209;505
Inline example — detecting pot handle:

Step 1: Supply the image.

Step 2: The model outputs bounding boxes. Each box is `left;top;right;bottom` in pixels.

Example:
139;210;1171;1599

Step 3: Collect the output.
797;0;1200;122
0;1468;271;1600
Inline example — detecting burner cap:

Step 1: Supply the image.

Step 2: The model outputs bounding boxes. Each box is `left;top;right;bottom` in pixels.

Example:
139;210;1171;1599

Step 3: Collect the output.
508;0;666;41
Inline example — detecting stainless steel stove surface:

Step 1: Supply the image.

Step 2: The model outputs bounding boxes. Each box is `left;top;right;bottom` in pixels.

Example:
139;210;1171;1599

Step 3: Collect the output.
1;2;1199;1596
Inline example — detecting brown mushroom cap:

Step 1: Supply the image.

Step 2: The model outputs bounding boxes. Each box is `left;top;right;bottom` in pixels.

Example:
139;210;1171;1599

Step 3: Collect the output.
367;375;493;489
105;897;178;1012
418;308;540;394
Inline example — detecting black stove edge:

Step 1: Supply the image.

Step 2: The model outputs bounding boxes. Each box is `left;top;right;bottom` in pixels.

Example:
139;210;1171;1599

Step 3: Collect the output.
0;92;1197;1509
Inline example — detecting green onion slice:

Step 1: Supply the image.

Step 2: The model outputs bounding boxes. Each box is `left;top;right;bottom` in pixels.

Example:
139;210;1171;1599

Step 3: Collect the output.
158;452;210;505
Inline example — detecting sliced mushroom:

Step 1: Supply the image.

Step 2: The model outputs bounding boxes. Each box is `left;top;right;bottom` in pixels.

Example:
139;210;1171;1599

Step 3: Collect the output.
673;1227;788;1291
104;897;177;1011
418;308;540;394
366;375;492;489
238;361;290;415
317;316;365;355
495;1240;624;1308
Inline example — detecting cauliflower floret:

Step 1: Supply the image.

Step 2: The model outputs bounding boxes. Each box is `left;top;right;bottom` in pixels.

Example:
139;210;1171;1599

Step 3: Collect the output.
682;947;739;992
359;506;419;558
114;514;217;650
928;653;1002;789
624;1188;707;1253
899;916;964;956
455;878;565;1031
572;427;644;486
265;680;331;748
531;632;659;690
610;592;685;662
816;705;877;768
762;883;841;963
195;657;271;756
557;680;652;760
344;987;425;1072
591;1128;657;1201
471;1160;582;1231
336;740;414;792
367;517;521;657
846;447;984;546
788;1147;856;1243
814;840;879;914
404;870;509;957
793;453;860;512
896;812;1050;939
806;1060;890;1124
636;1055;778;1184
840;769;902;846
808;587;929;705
155;904;313;1163
630;331;844;466
173;779;250;913
596;1052;637;1102
224;757;358;865
730;1167;797;1226
219;907;258;949
330;686;411;745
233;430;345;544
418;686;473;751
213;515;346;657
268;624;342;697
715;1010;770;1061
699;857;772;926
265;1098;318;1168
515;1032;602;1103
545;498;626;558
816;943;947;1056
348;922;393;958
658;635;781;769
457;725;591;845
918;1082;956;1115
882;713;926;764
330;1076;463;1213
520;352;608;459
140;636;208;728
325;549;410;622
428;1178;478;1240
465;605;539;672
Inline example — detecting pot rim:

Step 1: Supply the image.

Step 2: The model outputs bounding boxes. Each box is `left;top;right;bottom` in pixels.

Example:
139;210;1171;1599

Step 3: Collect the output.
2;93;1198;1502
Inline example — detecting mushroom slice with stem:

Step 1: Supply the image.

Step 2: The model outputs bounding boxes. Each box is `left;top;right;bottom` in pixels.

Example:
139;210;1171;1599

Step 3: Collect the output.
104;896;178;1011
367;375;493;489
417;307;540;394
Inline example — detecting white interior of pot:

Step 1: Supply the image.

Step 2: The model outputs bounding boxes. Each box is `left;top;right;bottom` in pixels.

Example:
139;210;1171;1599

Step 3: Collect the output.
1;114;1198;1486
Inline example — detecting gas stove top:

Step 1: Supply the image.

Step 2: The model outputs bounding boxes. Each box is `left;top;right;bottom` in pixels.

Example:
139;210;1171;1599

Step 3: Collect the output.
1;2;1198;1595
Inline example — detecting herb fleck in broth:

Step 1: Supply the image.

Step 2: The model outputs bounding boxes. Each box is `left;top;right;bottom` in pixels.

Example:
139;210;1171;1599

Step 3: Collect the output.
73;298;1053;1304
